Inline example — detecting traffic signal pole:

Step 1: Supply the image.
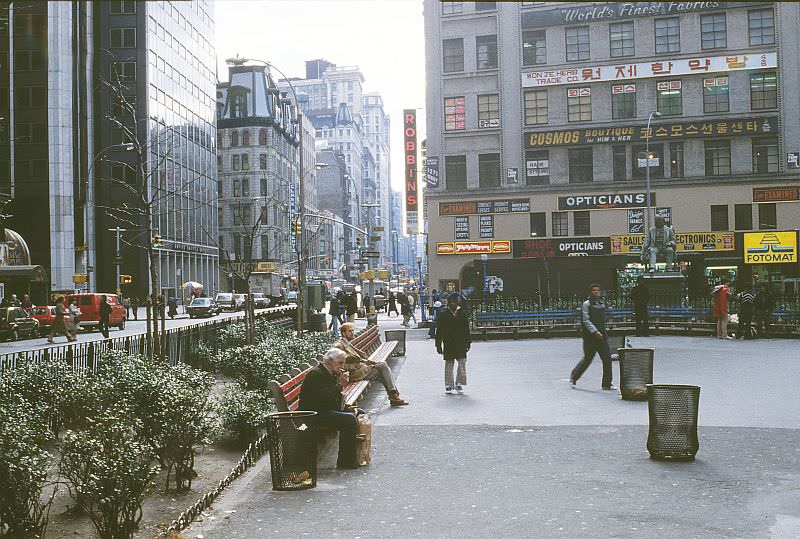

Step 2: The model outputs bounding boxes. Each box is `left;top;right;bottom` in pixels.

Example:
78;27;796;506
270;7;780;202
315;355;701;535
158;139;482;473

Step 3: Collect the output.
109;226;126;297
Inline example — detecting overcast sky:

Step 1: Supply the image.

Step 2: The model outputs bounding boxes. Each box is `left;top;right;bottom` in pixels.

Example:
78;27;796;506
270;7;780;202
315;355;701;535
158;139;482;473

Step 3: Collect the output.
214;0;426;191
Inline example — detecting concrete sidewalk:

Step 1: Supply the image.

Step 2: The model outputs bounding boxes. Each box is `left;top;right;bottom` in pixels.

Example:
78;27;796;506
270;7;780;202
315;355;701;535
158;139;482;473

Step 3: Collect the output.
186;322;800;538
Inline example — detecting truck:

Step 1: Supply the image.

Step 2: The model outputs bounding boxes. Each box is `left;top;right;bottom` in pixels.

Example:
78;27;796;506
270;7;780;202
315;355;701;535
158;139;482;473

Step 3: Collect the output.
247;272;285;307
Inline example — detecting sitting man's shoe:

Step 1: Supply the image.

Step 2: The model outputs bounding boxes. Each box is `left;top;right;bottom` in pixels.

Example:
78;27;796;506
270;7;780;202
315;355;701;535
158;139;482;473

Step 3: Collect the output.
445;386;453;394
455;385;464;394
389;391;409;406
602;384;618;391
569;378;576;388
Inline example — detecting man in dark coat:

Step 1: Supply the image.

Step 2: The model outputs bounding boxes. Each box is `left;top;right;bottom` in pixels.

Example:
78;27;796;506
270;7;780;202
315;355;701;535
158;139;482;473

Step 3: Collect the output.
570;284;614;390
435;293;471;394
345;292;358;322
631;276;650;337
735;284;756;340
298;348;359;469
99;295;112;338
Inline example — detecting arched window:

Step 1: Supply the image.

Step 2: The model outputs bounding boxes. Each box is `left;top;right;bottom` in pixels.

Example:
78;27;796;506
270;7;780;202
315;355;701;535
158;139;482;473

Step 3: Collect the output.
242;130;250;146
231;131;239;147
259;129;267;145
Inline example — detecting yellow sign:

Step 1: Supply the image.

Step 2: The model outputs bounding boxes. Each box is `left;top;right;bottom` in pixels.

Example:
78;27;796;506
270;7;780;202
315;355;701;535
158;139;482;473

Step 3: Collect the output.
359;270;375;281
72;273;88;284
256;262;276;272
743;231;798;264
610;232;735;254
377;269;389;280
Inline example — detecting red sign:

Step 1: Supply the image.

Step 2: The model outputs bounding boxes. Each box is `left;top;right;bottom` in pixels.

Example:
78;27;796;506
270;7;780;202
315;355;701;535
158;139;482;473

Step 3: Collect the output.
437;241;511;255
404;109;418;234
753;186;800;203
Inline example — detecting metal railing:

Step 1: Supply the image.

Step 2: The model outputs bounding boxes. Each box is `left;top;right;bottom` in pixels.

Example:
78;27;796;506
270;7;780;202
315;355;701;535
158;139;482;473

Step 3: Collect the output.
0;306;297;373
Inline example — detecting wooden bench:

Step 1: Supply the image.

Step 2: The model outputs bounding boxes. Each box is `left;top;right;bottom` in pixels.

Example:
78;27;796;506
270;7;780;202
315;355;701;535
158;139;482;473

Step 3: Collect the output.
269;325;398;413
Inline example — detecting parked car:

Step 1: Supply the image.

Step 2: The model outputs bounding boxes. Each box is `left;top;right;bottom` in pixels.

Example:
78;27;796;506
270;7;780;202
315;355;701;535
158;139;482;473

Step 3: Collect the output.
286;290;298;304
27;305;57;335
232;293;247;311
214;292;235;311
186;297;219;318
64;293;126;331
0;307;39;341
251;292;269;309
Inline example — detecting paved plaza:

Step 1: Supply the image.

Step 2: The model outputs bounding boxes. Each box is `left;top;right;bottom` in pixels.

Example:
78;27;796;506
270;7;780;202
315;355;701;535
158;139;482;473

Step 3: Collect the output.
187;313;800;538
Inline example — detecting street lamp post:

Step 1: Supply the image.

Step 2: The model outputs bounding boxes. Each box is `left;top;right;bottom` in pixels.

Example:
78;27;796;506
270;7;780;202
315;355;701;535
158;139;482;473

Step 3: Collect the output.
644;111;662;234
416;255;427;322
480;254;488;302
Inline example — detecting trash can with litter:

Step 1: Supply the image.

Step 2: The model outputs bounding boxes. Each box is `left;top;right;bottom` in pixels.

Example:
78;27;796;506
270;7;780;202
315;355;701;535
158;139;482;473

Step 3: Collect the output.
384;329;406;356
619;348;654;400
366;313;378;326
266;411;318;490
646;384;701;461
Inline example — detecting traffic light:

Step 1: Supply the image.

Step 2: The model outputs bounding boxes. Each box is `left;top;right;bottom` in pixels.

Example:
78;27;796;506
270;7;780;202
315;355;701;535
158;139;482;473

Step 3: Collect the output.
292;219;302;236
120;274;133;285
356;236;362;249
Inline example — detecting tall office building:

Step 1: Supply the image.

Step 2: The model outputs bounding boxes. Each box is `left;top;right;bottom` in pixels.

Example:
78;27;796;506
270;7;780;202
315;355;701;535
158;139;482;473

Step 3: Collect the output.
0;0;218;301
424;1;800;297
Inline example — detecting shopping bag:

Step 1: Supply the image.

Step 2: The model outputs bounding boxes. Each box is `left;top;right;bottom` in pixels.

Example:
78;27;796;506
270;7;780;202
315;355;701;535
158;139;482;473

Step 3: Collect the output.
355;413;372;466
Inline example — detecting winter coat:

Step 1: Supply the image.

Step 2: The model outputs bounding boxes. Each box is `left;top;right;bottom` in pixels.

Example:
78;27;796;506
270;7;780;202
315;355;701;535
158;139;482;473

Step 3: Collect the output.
345;294;358;316
334;338;372;381
712;284;729;319
298;363;344;412
435;306;471;360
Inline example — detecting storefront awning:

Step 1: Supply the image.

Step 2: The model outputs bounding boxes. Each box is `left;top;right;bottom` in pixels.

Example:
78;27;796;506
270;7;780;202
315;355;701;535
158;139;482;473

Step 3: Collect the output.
0;265;47;282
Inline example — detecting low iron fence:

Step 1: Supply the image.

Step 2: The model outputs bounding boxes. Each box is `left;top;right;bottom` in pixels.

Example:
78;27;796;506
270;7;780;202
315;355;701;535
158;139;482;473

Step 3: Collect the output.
0;305;297;373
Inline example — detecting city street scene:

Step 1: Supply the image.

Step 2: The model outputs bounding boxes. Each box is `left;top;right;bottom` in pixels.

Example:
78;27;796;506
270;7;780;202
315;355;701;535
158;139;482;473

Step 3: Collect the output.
0;1;798;538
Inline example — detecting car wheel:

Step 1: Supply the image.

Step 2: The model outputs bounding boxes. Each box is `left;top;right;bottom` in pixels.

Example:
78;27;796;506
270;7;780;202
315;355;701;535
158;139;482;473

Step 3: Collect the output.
118;318;125;330
189;314;194;319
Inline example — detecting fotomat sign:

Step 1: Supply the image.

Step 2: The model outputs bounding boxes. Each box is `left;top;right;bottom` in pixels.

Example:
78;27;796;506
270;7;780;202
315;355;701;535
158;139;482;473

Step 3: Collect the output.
404;109;418;234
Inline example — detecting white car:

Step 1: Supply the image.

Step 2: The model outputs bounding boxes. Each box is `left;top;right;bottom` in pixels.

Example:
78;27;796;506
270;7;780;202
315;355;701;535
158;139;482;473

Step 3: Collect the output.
287;290;298;304
251;292;269;308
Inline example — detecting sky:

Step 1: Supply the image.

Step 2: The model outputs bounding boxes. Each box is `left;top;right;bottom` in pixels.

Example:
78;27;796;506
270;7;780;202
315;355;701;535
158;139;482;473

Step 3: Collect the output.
214;0;426;192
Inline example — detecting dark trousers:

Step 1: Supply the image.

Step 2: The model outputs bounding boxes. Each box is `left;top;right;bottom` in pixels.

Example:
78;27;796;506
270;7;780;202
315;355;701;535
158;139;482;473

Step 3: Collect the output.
314;410;357;467
99;316;110;338
634;307;649;336
572;335;613;388
737;305;754;339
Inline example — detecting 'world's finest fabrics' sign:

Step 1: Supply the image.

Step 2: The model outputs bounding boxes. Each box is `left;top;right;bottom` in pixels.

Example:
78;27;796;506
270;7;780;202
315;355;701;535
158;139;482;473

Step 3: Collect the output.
522;52;776;88
558;192;654;211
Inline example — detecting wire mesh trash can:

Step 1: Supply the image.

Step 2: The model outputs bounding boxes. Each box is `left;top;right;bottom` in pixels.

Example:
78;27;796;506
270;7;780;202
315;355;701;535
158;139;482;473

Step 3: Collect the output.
307;312;327;333
366;313;378;326
607;334;627;361
619;348;654;401
384;329;406;356
647;384;701;461
266;411;318;490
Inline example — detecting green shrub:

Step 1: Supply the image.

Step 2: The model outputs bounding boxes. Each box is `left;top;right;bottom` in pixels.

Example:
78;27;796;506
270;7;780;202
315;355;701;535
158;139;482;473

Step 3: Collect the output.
186;341;216;372
216;321;248;349
0;399;53;538
60;410;159;539
216;383;273;442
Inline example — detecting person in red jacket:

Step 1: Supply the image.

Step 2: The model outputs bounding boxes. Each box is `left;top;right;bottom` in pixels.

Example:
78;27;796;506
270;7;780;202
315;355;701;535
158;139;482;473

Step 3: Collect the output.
712;277;732;339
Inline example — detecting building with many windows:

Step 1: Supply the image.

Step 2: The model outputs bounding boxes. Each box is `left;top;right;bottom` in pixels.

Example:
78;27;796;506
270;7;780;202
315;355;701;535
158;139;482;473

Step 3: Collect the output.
424;1;800;299
1;0;218;301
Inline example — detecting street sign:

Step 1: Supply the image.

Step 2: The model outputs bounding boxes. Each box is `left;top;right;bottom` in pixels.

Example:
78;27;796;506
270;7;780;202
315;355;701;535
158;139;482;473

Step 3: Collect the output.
363;251;380;258
370;236;382;242
355;259;368;265
72;273;88;284
373;226;385;232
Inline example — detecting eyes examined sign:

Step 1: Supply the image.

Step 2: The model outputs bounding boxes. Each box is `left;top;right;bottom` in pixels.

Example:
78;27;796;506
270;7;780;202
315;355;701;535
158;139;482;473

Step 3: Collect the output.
558;193;654;211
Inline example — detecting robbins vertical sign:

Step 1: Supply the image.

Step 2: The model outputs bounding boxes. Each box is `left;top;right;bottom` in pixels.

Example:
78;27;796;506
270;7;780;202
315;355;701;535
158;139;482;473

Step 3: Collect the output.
404;109;418;235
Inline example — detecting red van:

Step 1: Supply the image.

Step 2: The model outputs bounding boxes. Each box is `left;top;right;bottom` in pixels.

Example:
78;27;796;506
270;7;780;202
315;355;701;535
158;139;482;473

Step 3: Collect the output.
64;293;126;331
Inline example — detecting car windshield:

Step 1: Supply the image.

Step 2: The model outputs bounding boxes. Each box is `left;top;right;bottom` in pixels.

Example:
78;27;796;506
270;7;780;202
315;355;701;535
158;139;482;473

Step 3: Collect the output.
252;293;264;298
216;294;232;300
33;307;49;315
190;299;211;306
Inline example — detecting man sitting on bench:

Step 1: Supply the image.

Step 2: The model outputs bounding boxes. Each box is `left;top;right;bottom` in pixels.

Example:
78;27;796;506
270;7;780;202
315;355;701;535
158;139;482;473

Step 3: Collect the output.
336;322;410;407
298;348;360;469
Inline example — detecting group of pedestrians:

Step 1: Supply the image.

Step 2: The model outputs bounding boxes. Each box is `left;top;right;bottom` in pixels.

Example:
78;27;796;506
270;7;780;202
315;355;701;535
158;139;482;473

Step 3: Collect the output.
327;291;359;335
712;278;775;340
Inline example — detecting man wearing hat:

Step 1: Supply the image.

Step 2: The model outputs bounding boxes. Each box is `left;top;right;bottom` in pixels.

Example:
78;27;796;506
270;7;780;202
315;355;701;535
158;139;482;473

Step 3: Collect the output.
435;293;471;394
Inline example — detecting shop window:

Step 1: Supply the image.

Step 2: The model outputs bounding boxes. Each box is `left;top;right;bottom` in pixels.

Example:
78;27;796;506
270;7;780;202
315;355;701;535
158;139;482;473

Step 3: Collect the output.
445;155;467;190
478;153;501;188
703;77;729;113
654;18;680;53
749;8;775;46
530;213;546;237
632;144;664;179
704;140;730;176
525;149;549;185
565;26;589;61
609;22;634;57
611;85;636;119
552;212;568;236
752;137;778;173
750;71;777;109
444;96;466;131
758;203;777;230
476;35;498;69
669;142;684;178
700;13;726;49
734;204;753;231
568;147;593;183
613;145;627;181
657;80;682;116
567;87;591;122
574;211;590;236
710;204;729;231
442;38;464;73
522;29;546;66
524;89;548;125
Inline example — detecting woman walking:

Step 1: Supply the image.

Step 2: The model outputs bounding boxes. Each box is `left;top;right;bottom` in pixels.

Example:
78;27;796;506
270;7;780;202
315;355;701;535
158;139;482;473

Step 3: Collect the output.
65;297;81;342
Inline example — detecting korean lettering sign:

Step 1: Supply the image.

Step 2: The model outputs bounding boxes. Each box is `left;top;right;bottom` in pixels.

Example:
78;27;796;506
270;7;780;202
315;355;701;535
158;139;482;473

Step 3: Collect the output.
444;97;465;131
527;117;777;148
522;51;777;88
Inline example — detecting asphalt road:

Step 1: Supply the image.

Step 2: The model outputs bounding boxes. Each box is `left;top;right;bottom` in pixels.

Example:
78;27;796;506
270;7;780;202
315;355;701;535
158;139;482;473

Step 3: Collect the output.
186;314;800;538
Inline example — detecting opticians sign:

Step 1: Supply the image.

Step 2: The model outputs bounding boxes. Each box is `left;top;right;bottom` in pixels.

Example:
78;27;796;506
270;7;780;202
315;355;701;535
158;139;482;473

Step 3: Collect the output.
522;51;776;88
526;117;778;148
436;241;511;255
558;192;653;211
743;231;798;264
610;232;735;254
513;237;611;258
